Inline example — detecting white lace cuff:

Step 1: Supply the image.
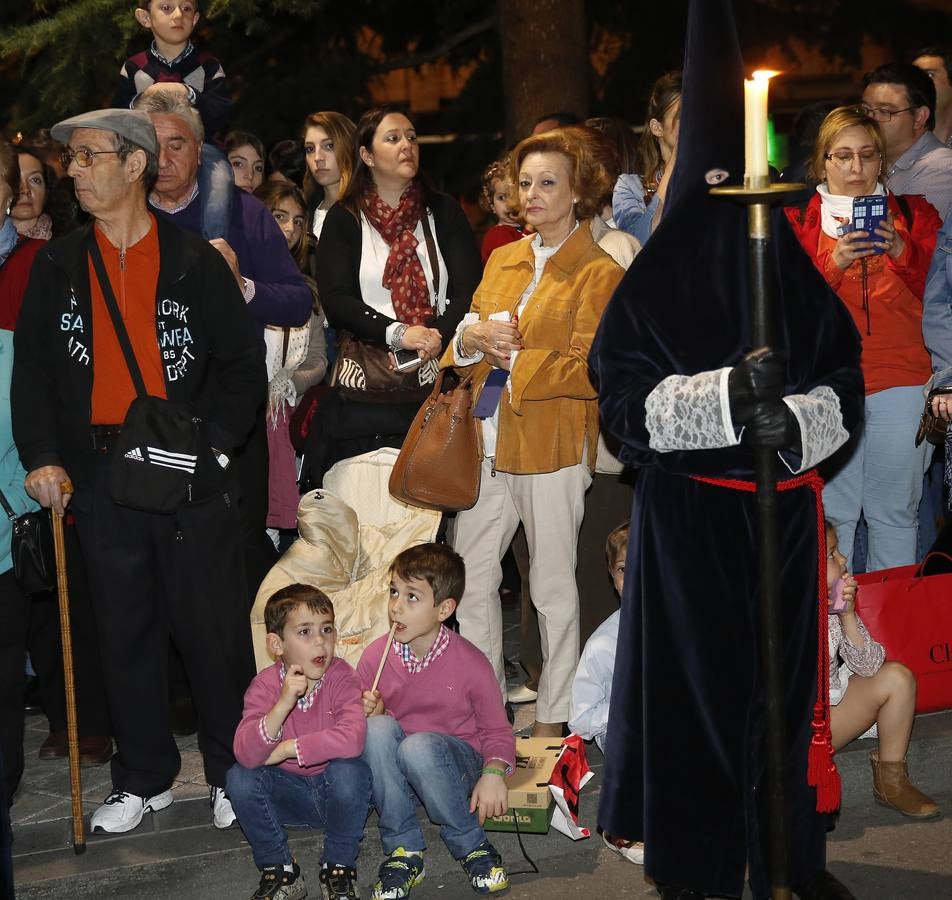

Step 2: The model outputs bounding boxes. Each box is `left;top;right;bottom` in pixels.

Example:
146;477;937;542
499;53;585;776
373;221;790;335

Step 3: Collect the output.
645;368;741;451
780;386;848;473
453;312;483;365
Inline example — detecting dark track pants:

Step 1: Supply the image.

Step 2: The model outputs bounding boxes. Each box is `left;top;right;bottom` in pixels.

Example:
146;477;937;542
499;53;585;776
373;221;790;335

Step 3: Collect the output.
72;461;254;796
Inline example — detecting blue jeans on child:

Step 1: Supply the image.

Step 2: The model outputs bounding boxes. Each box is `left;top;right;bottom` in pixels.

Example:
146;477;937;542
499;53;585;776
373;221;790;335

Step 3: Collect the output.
362;716;485;859
226;757;371;869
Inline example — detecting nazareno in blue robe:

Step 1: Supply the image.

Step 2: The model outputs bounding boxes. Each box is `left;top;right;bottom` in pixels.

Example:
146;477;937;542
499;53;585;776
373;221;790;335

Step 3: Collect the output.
588;1;865;897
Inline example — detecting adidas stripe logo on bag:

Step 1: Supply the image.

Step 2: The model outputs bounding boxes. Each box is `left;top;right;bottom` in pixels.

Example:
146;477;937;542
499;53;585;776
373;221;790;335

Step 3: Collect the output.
147;447;198;473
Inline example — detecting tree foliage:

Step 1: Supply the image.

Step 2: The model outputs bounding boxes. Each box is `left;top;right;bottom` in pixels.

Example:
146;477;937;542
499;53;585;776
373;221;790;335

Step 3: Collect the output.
0;0;946;144
0;0;494;136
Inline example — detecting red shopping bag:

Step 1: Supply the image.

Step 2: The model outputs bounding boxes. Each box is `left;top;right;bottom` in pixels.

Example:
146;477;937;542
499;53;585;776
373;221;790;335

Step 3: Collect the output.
855;553;952;714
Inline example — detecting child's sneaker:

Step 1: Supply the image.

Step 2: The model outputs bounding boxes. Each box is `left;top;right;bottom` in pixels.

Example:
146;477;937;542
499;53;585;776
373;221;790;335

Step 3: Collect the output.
252;861;306;900
371;847;425;899
320;862;360;899
602;831;645;865
460;840;509;895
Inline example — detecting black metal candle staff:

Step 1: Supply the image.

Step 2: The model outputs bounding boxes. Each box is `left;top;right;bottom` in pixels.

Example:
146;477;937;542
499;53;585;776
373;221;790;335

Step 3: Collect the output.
710;177;806;900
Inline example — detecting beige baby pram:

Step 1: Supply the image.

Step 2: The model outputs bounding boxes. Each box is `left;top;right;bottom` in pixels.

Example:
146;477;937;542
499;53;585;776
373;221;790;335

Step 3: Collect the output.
250;447;442;669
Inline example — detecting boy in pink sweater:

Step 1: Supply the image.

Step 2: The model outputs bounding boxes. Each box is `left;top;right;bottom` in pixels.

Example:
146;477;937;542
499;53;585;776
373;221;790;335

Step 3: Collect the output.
358;544;515;899
228;584;370;900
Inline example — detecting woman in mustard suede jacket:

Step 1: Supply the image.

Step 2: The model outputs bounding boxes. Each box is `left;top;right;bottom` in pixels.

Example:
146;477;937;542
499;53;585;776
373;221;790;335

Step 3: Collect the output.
443;128;624;736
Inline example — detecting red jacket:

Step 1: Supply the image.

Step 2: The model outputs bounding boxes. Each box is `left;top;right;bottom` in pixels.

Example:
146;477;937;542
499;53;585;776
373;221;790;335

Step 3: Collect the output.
0;236;44;331
785;191;938;302
785;192;939;393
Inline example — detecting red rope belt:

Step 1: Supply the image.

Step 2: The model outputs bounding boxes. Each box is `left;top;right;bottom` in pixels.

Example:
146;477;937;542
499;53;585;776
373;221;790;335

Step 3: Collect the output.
691;469;840;813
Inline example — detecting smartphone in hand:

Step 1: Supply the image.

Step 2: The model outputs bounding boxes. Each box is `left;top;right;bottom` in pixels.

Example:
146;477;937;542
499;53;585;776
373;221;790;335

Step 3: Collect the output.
852;195;887;254
393;348;422;371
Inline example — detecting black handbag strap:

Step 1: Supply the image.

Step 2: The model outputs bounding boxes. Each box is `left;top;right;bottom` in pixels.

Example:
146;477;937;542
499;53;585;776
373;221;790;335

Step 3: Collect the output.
0;486;16;522
87;232;148;399
420;211;441;298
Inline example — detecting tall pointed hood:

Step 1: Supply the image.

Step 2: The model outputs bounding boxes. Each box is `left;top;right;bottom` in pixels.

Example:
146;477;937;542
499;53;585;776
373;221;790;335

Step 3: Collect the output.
664;0;745;212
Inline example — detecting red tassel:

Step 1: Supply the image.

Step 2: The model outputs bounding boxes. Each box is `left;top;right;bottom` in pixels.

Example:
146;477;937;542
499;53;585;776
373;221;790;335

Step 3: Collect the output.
807;704;826;785
813;743;841;814
807;705;841;813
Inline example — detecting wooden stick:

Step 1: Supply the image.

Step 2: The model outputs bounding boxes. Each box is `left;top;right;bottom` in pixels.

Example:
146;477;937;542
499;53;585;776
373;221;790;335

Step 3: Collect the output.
371;622;398;694
52;481;85;854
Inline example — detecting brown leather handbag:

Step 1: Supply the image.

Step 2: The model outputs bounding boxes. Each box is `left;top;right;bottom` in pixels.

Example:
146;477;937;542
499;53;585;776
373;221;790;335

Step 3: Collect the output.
389;370;481;512
331;332;437;404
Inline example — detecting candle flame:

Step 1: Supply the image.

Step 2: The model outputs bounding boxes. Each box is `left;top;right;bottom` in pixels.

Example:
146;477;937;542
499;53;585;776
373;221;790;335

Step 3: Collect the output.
750;69;780;81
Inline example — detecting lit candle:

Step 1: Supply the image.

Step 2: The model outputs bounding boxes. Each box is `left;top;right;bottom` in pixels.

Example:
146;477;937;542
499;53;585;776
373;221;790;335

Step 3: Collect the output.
744;70;778;188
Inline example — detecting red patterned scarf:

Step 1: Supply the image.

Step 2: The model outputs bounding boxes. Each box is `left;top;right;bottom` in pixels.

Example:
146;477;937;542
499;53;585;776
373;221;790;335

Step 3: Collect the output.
364;181;433;326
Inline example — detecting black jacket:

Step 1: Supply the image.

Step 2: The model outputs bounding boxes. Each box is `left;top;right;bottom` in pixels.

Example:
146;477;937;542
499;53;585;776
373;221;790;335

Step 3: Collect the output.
12;216;265;489
315;191;481;348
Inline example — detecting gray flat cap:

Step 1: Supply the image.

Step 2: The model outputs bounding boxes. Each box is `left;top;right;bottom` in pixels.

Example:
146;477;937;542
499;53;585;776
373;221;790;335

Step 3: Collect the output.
51;108;157;154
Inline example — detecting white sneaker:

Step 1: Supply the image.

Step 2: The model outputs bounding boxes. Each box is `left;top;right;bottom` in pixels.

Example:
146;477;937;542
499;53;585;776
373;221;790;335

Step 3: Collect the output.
90;788;173;833
602;831;645;865
211;785;236;829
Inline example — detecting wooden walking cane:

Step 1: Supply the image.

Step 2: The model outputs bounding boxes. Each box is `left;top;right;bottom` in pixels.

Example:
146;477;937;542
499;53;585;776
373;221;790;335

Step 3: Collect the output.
52;480;86;854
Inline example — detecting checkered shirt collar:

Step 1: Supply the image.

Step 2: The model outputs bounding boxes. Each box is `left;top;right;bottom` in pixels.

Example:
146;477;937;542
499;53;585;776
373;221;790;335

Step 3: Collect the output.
392;624;451;674
279;661;323;712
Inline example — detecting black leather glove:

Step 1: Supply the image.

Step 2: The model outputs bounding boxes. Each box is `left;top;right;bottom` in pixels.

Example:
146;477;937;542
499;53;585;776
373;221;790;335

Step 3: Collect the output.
742;399;802;453
728;347;787;426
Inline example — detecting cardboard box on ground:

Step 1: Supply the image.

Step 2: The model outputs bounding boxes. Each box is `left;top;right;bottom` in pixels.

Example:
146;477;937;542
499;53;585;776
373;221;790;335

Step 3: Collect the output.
484;737;564;834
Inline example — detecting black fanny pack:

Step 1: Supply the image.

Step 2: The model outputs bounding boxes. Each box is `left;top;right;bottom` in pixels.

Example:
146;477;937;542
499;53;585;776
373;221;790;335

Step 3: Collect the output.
110;395;202;512
89;234;203;514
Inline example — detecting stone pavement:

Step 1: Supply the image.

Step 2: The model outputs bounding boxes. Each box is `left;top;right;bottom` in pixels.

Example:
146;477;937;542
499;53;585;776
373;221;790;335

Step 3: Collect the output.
10;592;952;899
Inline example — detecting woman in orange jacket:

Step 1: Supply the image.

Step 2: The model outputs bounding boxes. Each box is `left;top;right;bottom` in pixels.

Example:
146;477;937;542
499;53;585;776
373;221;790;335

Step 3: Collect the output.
444;128;624;737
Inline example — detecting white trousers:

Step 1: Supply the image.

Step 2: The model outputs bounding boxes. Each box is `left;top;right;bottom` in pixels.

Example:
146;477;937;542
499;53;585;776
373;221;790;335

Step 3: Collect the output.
452;457;591;722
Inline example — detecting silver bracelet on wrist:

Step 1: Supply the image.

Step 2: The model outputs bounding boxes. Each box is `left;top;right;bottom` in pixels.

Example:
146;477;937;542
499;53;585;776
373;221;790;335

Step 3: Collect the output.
455;327;469;359
389;322;409;352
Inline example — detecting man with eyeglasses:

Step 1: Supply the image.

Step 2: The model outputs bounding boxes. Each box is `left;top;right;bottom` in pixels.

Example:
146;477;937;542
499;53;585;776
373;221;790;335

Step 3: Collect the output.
10;108;264;835
913;47;952;150
861;62;952;222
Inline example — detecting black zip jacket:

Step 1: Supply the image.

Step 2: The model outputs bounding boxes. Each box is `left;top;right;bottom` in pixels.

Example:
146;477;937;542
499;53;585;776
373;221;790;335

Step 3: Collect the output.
11;216;265;490
315;191;481;348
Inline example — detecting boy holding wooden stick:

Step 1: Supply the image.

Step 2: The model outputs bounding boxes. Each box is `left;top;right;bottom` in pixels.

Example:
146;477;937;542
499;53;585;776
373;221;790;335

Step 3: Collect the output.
358;544;515;898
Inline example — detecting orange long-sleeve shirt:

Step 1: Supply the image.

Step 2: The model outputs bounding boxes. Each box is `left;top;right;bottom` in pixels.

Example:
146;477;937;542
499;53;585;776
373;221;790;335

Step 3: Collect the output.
89;218;166;424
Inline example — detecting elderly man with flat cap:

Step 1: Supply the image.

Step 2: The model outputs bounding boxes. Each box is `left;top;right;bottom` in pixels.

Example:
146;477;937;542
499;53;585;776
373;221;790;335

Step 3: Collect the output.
11;108;264;833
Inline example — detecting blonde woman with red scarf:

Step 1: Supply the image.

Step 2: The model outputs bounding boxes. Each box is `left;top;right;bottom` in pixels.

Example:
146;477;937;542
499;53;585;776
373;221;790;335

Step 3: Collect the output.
785;106;940;573
313;106;481;476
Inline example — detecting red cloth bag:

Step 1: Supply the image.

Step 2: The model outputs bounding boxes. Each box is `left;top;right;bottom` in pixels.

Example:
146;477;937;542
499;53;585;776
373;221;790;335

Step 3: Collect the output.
855;553;952;714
